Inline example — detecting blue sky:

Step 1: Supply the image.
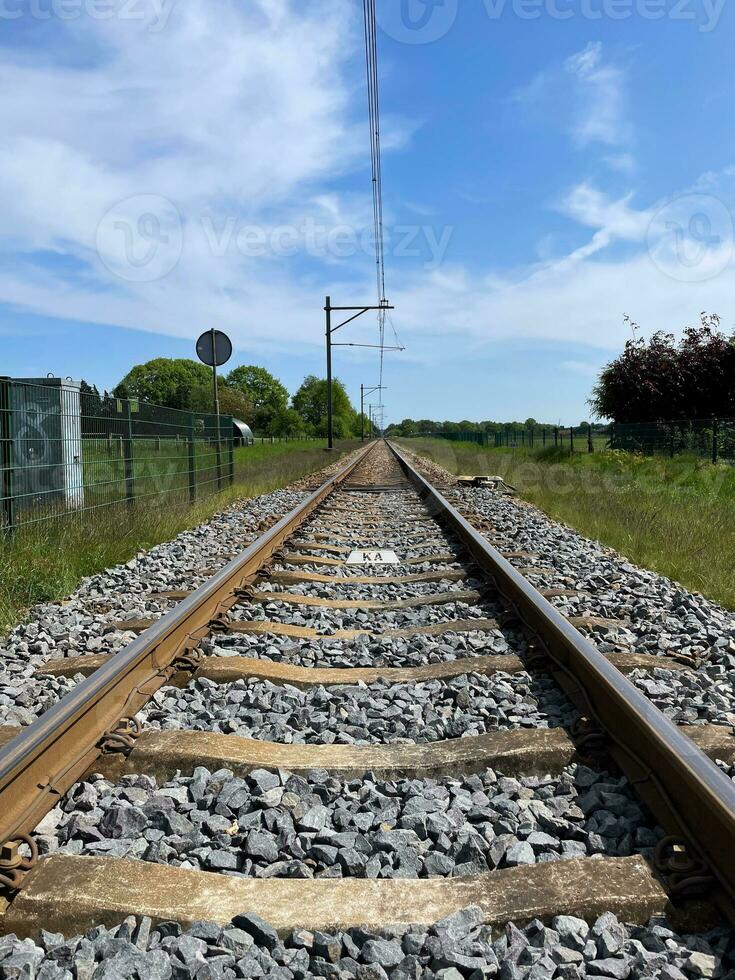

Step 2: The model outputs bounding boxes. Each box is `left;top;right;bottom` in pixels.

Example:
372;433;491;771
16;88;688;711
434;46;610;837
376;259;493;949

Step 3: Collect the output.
1;0;734;425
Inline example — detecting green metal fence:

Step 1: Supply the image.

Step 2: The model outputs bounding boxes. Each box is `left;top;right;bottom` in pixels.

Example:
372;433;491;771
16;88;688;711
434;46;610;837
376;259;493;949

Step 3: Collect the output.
0;378;234;533
409;418;735;463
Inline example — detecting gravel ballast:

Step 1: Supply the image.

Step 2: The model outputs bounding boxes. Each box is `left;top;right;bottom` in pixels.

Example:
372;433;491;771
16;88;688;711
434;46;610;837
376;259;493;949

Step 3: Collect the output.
140;674;579;743
1;908;732;979
230;597;502;633
42;763;662;878
444;482;735;668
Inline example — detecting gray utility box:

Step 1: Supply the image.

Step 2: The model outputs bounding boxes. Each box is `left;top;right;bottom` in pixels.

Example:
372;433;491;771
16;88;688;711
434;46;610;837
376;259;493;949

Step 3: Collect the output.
2;377;84;524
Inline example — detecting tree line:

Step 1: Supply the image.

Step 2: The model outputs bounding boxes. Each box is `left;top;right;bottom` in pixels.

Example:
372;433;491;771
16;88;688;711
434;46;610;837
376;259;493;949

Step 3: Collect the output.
107;358;372;438
389;314;735;436
385;418;564;437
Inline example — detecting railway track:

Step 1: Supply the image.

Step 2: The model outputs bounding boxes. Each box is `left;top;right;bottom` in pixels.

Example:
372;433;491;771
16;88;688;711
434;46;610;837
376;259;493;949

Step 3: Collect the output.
1;439;735;975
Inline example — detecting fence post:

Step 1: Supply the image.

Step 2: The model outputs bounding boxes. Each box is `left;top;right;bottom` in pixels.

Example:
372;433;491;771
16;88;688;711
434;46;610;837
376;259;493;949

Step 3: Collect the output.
588;423;593;454
123;399;135;508
554;427;559;448
214;423;224;492
0;377;14;534
712;418;719;465
188;413;197;503
227;420;234;486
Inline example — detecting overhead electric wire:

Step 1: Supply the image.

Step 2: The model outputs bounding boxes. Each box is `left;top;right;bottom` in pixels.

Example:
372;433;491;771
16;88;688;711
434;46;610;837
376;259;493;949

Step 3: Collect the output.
362;0;388;388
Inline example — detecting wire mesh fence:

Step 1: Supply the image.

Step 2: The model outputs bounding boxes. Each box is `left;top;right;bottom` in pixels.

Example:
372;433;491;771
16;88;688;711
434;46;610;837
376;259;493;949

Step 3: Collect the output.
408;419;735;462
0;378;235;533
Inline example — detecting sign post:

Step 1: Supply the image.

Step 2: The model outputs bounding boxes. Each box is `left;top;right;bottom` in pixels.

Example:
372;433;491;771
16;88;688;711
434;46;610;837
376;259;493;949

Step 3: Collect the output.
196;330;233;489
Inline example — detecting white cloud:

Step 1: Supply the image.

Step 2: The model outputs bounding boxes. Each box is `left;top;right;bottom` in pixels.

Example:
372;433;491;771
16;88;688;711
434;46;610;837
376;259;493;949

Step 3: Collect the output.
514;42;631;164
562;360;602;378
1;5;734;380
556;184;651;253
0;1;374;310
3;170;735;368
564;42;628;149
605;153;636;175
565;41;603;78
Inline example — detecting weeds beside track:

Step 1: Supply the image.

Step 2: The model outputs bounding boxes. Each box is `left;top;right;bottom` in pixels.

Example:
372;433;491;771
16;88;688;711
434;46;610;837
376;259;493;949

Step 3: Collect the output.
399;437;735;610
0;440;359;635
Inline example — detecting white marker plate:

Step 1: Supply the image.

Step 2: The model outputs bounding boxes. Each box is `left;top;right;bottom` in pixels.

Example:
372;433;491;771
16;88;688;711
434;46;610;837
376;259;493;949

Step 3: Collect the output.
346;550;400;565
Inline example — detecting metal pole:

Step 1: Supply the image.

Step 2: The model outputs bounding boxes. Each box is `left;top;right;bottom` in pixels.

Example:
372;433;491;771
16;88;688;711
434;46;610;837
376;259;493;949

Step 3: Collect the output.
588;423;594;454
211;329;221;417
123;399;135;508
361;385;365;443
210;329;224;490
0;377;14;535
188;412;197;503
713;418;719;465
326;296;333;450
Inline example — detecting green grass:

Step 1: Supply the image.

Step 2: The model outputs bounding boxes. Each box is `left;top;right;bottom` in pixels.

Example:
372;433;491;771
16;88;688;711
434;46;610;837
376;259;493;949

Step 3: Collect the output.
398;437;735;610
0;439;359;634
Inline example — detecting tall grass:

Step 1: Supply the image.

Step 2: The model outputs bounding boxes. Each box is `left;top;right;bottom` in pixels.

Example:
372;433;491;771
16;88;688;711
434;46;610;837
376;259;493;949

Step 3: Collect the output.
399;437;735;611
0;440;358;634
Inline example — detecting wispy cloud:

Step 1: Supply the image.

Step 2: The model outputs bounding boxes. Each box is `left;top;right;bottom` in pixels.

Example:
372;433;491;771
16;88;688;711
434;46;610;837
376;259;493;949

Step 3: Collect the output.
564;41;629;149
1;5;733;380
562;360;601;378
514;42;632;168
0;0;404;350
556;183;651;256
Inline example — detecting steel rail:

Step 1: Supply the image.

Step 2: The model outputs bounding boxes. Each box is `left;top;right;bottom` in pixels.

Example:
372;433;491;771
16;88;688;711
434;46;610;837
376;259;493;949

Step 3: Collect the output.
387;440;735;908
0;442;376;859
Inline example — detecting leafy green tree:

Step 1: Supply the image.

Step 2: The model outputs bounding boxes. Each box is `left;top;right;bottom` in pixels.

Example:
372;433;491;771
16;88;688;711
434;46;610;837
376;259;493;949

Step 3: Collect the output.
270;407;309;437
357;413;374;437
114;358;212;410
225;366;289;432
292;375;357;438
396;418;418;436
190;383;254;420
